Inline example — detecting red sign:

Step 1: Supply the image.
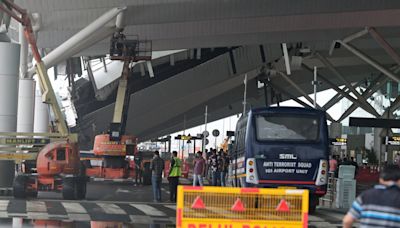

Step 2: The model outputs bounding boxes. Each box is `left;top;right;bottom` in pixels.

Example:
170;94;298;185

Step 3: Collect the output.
191;196;205;209
231;198;245;212
276;199;290;212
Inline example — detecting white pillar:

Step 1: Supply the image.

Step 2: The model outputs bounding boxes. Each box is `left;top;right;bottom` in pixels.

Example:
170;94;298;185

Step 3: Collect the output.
19;24;28;79
0;41;20;187
33;82;49;134
17;79;35;133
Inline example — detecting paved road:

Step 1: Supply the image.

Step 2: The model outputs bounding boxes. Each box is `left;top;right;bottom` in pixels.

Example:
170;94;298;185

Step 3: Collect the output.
0;181;347;227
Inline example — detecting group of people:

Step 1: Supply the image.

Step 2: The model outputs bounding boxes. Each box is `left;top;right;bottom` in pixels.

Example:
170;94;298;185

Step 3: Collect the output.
192;148;230;187
149;150;181;202
329;155;359;176
148;148;231;202
206;148;230;187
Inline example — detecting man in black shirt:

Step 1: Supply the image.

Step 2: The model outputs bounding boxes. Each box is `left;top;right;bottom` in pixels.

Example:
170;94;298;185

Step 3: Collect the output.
208;149;220;186
150;151;164;202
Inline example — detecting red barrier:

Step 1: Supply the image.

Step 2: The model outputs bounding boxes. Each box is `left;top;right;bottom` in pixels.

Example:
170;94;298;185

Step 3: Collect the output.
181;161;190;178
356;166;379;183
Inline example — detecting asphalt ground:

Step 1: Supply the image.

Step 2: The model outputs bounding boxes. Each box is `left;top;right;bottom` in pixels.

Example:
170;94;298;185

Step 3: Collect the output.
0;180;348;227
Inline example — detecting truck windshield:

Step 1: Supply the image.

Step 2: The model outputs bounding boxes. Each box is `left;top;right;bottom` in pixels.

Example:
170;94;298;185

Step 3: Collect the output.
255;114;319;141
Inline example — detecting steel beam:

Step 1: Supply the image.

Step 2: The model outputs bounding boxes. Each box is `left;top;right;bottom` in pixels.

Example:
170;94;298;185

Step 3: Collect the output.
282;43;291;75
27;7;127;77
336;40;400;83
383;95;400;118
315;52;380;117
323;92;344;110
368;27;400;66
270;82;314;109
18;23;28;79
329;27;368;55
338;75;388;122
322;81;364;111
342;28;369;44
303;64;377;116
276;71;335;121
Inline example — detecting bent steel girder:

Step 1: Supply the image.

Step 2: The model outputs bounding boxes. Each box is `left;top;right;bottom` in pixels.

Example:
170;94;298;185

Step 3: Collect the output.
338;75;389;122
315;52;380;117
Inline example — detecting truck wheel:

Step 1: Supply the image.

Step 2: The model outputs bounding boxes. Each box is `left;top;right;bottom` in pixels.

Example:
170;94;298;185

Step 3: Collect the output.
13;175;27;199
62;177;76;200
76;177;86;200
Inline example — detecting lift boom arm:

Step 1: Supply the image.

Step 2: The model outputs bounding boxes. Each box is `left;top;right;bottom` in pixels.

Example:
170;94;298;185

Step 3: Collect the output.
0;0;69;137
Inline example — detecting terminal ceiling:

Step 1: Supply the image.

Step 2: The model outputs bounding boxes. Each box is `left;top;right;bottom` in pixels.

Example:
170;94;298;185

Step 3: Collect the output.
8;0;400;144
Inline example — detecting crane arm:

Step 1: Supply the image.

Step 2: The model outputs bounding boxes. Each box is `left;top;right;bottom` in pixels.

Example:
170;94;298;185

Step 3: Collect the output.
0;0;69;137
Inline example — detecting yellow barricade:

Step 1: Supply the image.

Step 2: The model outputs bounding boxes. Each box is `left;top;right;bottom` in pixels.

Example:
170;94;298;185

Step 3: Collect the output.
176;186;308;228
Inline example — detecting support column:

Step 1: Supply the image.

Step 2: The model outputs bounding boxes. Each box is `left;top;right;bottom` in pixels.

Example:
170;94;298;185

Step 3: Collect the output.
329;122;342;138
33;82;49;134
16;79;35;133
373;128;384;167
0;42;20;187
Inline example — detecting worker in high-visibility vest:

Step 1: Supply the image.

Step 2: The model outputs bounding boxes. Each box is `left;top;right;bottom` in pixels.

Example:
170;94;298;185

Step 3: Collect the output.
168;151;181;202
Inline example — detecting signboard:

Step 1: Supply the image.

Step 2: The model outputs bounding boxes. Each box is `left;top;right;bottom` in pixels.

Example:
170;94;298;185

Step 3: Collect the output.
177;186;308;228
175;135;203;141
94;144;126;156
212;129;220;137
330;138;347;146
0;153;37;161
384;136;400;145
350;117;400;128
2;138;50;145
182;135;191;140
255;158;319;181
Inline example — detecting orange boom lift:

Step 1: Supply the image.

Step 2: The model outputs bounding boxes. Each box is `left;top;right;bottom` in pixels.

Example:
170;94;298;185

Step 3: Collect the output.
85;32;151;179
0;0;86;199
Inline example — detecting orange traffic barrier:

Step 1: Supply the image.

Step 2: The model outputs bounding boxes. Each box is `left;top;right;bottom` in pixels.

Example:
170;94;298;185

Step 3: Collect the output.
176;186;309;228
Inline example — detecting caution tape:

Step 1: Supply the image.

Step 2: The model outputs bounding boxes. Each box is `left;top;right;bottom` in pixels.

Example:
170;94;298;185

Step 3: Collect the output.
176;186;309;228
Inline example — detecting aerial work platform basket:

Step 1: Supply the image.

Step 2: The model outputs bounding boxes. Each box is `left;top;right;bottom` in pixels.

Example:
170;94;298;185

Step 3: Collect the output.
109;34;152;62
177;186;309;228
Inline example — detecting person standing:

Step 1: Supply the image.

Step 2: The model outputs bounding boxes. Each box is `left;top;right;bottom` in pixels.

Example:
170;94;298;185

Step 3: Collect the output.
193;151;206;186
220;151;230;187
329;155;338;173
168;151;181;202
150;151;164;202
343;165;400;228
208;149;220;186
206;148;212;183
134;152;142;185
394;152;400;166
350;157;359;176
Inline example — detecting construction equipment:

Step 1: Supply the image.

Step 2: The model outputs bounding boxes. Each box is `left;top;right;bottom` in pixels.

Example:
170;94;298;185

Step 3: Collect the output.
84;32;151;180
0;0;86;199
